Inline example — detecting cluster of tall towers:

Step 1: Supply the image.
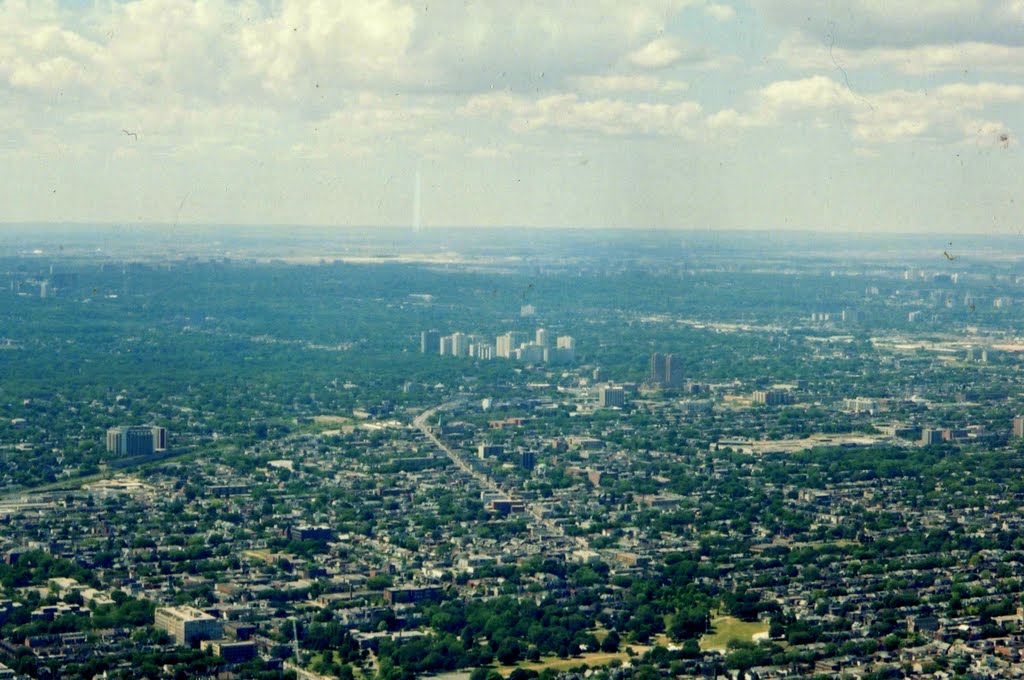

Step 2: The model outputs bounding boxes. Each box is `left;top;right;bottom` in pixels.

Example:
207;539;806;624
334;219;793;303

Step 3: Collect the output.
421;328;576;364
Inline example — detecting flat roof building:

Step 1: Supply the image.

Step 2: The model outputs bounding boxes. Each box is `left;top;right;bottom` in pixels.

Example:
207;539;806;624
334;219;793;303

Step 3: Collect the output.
752;390;793;406
106;425;166;457
383;586;443;604
155;606;222;647
201;639;258;664
599;385;625;408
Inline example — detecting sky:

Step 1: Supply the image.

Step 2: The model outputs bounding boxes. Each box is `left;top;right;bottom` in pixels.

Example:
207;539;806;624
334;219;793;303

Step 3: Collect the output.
0;0;1022;233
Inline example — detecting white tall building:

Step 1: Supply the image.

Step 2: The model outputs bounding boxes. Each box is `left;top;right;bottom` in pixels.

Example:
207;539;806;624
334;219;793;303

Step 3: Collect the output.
451;332;469;357
472;343;495;360
546;335;576;363
496;331;526;358
535;328;550;347
495;334;513;358
497;331;539;359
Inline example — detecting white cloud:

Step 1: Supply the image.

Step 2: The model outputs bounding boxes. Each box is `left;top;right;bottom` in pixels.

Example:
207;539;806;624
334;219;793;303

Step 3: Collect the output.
320;93;441;134
463;91;702;137
2;0;1021;233
0;0;709;111
470;143;525;159
704;3;736;21
754;0;1024;49
0;0;266;110
773;34;1024;74
0;0;721;161
937;81;1024;102
963;119;1014;147
853;146;880;158
850;83;1024;143
628;37;686;68
852;114;932;144
72;102;284;158
705;107;759;129
239;0;418;95
759;74;859;112
460;92;534;119
626;36;738;72
572;74;689;93
0;3;101;95
708;76;1024;146
412;2;701;90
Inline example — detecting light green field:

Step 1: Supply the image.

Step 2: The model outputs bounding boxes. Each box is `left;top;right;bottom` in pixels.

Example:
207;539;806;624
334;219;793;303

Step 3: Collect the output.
699;616;769;652
498;651;630;675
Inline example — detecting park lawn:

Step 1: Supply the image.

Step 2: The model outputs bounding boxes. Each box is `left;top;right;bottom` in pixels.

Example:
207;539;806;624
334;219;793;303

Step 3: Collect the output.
498;651;631;675
307;414;356;434
699;616;769;652
314;414;353;425
493;626;663;675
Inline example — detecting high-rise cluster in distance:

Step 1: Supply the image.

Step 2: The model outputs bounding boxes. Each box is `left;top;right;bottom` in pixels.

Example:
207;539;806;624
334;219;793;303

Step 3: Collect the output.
421;328;575;364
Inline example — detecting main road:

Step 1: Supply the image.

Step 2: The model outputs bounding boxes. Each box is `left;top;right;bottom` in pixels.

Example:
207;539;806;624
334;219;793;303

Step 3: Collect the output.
412;401;589;550
413;402;502;496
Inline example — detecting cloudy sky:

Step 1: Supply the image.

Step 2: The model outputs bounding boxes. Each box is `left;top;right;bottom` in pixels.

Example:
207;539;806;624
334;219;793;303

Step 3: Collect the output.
1;0;1022;232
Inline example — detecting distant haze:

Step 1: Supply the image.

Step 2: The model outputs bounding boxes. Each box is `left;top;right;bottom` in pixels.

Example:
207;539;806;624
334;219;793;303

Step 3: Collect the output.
0;1;1021;233
4;225;1024;269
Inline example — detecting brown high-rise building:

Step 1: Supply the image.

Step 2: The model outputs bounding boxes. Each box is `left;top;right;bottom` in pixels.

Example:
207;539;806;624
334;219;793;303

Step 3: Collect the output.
651;353;683;387
599;385;625;408
665;354;684;387
650;353;665;384
420;329;441;354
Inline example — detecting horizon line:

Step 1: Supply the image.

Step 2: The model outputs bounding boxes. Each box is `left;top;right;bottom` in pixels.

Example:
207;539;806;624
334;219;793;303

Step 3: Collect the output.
0;221;1010;239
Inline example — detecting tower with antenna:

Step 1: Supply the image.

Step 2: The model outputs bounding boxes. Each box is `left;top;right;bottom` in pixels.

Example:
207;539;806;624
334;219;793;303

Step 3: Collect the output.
413;169;422;233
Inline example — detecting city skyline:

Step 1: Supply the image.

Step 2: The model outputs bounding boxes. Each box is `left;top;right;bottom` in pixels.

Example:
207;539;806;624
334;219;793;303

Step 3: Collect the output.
0;1;1021;233
5;231;1024;677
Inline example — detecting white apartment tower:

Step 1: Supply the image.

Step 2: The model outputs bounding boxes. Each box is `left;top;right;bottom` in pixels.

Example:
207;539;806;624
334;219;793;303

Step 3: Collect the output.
451;332;470;357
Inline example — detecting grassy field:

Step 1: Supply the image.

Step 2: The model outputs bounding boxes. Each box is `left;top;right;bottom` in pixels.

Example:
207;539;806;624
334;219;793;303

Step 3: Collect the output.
498;651;631;675
313;414;352;424
699;616;770;652
493;634;668;676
